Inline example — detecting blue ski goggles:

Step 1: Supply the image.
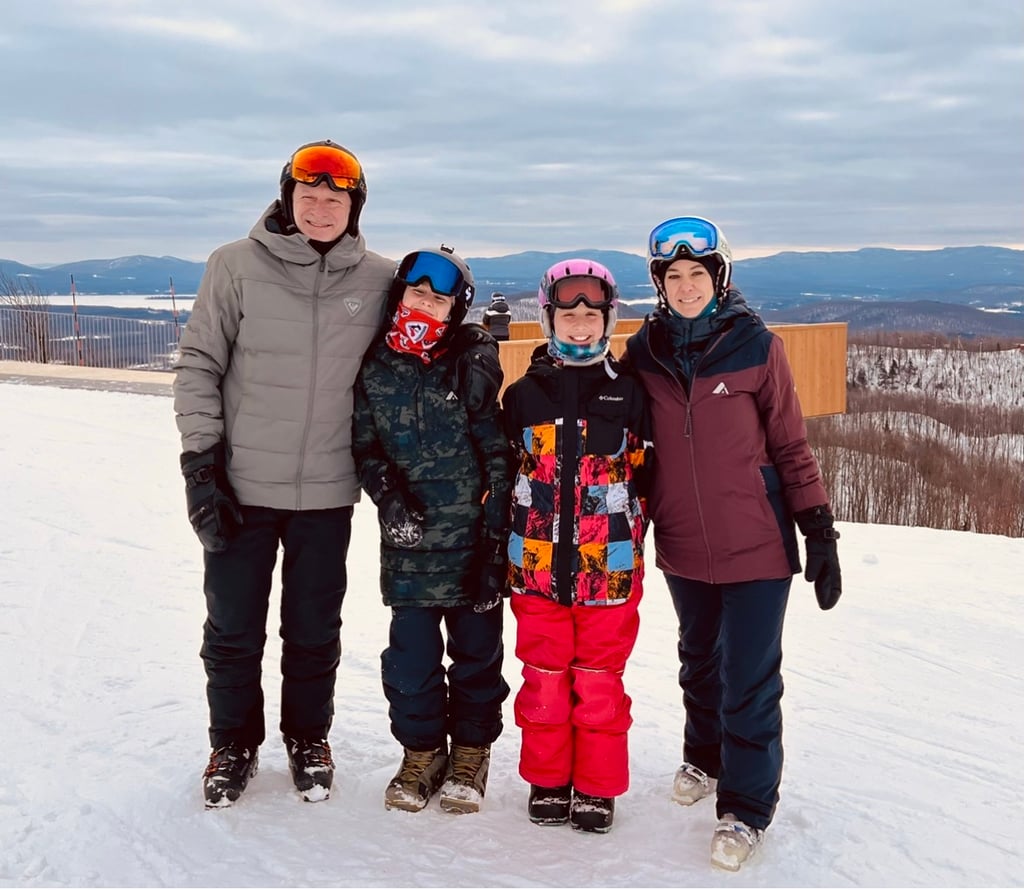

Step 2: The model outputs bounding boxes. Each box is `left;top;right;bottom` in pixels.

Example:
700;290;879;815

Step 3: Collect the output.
648;216;721;261
397;251;471;303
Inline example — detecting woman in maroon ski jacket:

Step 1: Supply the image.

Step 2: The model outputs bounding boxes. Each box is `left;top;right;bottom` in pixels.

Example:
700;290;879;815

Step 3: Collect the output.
623;216;842;872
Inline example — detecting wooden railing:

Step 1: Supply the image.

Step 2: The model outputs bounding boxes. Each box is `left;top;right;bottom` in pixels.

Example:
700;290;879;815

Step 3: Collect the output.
496;321;847;417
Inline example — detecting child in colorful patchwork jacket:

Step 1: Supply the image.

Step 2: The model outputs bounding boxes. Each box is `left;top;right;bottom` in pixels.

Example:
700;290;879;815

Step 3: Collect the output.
500;258;651;833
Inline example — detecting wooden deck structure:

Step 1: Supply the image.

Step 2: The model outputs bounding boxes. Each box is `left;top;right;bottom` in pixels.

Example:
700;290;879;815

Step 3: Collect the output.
496;319;847;417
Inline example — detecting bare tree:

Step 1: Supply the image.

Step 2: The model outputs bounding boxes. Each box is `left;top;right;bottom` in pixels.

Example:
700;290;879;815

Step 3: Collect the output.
0;270;52;363
808;365;1024;537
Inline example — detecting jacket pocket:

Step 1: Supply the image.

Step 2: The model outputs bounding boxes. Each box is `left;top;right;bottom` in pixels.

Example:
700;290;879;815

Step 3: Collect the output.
582;401;629;455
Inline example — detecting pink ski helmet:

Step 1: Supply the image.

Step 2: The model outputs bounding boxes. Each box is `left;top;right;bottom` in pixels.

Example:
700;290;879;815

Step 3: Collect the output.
537;258;620;338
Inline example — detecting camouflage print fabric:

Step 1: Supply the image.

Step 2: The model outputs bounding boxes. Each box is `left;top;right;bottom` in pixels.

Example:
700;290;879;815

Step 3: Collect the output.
353;338;513;607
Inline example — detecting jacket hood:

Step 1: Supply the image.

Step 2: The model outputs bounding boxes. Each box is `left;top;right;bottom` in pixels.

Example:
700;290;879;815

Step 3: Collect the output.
249;201;368;272
653;286;752;330
648;287;764;361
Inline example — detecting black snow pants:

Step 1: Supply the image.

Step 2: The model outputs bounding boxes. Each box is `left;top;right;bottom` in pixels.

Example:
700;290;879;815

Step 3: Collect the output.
381;603;510;751
200;505;352;749
665;573;791;831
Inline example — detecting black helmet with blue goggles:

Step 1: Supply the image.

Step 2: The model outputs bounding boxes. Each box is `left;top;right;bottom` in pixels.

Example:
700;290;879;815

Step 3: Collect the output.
396;245;475;307
388;245;475;342
647;216;733;299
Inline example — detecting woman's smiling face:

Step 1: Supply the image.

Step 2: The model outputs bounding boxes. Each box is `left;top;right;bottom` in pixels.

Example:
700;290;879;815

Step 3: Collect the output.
663;258;715;317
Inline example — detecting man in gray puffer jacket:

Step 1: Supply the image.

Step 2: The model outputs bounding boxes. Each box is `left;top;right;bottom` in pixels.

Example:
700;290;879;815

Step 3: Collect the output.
174;140;396;808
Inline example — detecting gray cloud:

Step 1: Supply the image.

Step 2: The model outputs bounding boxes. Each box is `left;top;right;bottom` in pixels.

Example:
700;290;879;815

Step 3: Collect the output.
1;0;1021;267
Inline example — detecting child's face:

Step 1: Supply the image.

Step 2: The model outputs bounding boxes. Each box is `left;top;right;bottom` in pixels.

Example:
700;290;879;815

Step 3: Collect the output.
552;305;605;345
402;284;454;321
663;258;715;318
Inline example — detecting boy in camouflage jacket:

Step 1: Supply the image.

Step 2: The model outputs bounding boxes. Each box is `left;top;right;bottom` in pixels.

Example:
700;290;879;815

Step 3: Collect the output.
352;246;512;815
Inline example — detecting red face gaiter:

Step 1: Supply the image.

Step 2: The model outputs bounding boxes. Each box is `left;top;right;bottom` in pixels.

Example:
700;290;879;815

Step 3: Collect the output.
385;304;448;363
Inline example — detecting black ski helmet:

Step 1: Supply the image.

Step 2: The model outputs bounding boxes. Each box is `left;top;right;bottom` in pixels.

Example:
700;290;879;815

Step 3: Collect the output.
387;245;475;346
279;140;367;238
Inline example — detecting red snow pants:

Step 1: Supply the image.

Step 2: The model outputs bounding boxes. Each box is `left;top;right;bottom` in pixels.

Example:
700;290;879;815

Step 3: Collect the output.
510;591;641;797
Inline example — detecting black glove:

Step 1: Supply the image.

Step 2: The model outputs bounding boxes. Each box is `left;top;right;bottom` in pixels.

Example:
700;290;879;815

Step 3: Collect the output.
364;466;425;549
481;481;511;532
447;323;503;414
377;489;426;549
795;506;842;610
472;535;508;613
180;442;243;553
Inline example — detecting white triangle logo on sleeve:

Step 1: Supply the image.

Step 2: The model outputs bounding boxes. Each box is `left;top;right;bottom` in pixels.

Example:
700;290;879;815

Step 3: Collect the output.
712;381;729;395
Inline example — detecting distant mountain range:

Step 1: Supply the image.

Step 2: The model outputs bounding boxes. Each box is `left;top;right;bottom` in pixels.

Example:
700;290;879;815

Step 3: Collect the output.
3;246;1023;337
0;255;205;297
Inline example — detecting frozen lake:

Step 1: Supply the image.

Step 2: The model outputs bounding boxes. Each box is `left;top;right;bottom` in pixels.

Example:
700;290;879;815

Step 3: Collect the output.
44;294;196;311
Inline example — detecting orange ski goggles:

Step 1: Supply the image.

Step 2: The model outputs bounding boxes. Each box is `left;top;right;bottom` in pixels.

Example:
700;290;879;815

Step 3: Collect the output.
287;142;363;191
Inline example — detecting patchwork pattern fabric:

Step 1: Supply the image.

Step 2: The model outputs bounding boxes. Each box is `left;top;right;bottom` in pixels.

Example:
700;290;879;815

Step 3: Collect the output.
509;419;646;605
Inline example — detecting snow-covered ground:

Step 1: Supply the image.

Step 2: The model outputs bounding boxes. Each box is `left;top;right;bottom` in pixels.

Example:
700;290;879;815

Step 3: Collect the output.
1;380;1021;887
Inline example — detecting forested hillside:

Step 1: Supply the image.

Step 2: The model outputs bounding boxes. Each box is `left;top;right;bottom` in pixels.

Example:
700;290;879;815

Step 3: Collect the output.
807;335;1023;536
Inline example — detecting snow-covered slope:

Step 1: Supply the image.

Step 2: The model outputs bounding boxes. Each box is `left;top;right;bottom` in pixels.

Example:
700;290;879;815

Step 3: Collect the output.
1;382;1021;887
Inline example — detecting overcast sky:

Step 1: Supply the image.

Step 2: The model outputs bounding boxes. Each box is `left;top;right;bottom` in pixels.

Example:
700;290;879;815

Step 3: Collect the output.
2;0;1022;266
